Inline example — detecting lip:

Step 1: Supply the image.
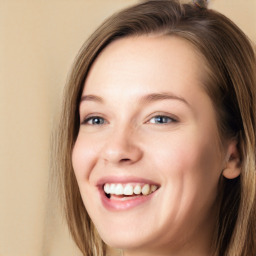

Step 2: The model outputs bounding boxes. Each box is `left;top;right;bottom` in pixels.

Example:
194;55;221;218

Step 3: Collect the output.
97;176;160;211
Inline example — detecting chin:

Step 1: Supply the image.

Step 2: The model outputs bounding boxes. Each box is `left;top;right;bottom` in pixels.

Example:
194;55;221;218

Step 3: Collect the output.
102;234;149;251
95;220;159;251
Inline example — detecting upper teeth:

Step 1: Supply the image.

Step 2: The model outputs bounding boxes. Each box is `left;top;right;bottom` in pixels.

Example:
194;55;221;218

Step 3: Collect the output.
104;183;158;196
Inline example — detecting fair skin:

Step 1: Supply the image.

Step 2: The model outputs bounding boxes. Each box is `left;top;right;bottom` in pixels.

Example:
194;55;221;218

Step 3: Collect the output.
72;35;240;256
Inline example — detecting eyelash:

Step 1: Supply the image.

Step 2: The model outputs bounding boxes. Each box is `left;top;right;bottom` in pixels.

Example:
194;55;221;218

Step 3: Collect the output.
147;115;176;124
81;114;177;126
82;116;107;125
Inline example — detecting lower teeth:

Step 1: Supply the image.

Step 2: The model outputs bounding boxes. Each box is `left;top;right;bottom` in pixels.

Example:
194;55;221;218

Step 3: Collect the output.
106;193;149;200
110;194;142;201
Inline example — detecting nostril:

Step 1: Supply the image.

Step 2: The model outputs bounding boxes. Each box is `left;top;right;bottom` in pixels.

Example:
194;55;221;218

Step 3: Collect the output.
121;158;131;162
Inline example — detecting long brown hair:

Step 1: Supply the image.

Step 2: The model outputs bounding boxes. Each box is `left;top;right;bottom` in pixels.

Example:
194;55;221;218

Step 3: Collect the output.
53;1;256;255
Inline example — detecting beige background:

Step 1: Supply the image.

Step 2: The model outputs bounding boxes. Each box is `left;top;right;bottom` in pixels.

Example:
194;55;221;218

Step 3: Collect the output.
1;1;255;256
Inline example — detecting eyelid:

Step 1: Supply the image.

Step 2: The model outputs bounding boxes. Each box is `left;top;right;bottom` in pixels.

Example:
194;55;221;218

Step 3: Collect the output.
149;116;175;124
80;112;179;125
80;114;108;125
145;112;179;124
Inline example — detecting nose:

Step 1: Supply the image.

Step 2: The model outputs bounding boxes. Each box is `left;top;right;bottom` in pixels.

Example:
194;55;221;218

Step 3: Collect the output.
101;127;143;165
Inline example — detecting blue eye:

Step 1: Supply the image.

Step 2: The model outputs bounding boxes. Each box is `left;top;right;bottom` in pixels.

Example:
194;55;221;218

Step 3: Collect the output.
149;115;174;124
83;116;106;125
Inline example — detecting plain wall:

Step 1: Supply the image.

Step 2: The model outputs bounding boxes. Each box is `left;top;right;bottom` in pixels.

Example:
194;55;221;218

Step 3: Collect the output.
1;1;255;255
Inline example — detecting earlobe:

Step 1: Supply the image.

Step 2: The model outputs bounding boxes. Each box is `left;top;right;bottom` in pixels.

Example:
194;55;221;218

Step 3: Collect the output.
222;141;241;179
222;166;241;179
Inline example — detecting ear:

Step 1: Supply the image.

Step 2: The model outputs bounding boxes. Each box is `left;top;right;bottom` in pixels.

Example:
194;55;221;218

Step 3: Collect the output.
222;140;241;179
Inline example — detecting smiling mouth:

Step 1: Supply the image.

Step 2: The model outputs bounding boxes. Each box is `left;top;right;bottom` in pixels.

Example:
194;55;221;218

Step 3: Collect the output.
103;183;159;201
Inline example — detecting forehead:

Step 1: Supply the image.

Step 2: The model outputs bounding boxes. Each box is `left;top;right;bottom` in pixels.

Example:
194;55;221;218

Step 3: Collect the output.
83;35;206;97
83;35;208;105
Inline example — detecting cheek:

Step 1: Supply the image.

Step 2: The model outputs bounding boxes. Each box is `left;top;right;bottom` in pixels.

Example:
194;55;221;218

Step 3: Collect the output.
72;135;101;212
151;127;222;194
72;134;99;180
175;134;222;209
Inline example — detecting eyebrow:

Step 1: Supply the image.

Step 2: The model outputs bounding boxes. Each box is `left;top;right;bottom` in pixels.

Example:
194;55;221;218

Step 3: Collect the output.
80;92;190;107
139;92;190;106
80;94;104;103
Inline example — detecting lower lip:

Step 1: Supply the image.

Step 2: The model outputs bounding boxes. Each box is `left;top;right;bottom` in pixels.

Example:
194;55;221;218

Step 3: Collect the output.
99;188;157;211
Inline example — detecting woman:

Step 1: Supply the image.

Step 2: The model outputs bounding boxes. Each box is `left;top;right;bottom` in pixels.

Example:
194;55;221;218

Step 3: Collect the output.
53;0;256;255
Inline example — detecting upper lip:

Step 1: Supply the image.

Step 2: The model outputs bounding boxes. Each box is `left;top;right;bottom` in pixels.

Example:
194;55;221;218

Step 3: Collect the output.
96;175;160;187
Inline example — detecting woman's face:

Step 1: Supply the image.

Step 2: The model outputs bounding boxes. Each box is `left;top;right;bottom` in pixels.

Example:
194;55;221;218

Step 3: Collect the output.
72;35;226;254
